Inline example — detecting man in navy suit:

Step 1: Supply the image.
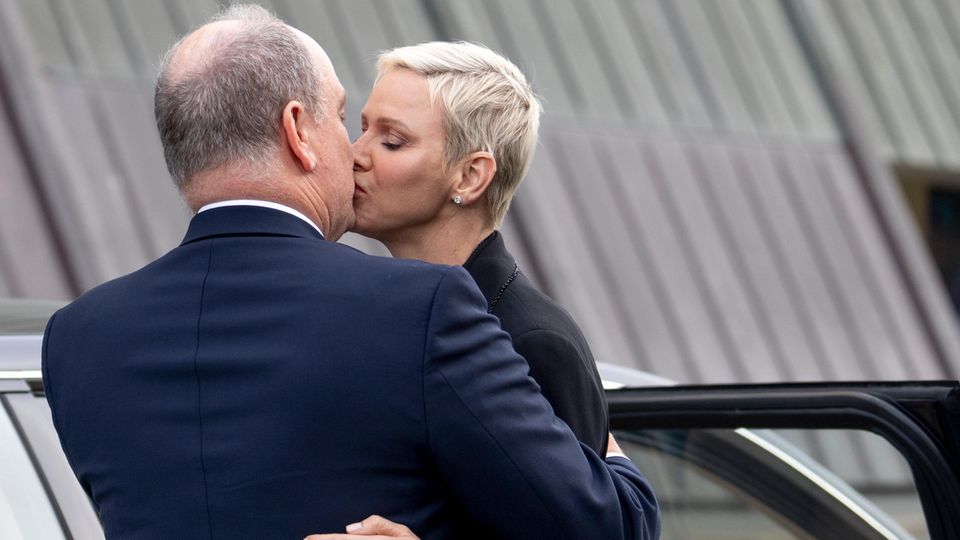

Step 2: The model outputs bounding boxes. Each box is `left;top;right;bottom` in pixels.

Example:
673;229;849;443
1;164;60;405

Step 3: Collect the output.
42;5;659;539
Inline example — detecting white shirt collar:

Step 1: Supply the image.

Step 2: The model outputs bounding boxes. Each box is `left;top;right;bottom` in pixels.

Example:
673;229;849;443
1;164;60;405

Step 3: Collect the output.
197;200;324;238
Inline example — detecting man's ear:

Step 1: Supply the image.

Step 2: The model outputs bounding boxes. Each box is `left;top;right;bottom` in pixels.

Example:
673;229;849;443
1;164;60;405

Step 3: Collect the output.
282;100;318;172
453;151;496;205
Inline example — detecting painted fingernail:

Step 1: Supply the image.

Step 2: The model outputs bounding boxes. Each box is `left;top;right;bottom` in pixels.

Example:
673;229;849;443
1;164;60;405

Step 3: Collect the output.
346;522;362;532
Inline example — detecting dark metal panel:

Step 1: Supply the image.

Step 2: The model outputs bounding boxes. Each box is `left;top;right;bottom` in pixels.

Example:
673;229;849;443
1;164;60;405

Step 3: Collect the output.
511;143;637;368
0;85;72;299
786;153;900;379
376;0;435;45
294;0;382;105
745;0;837;141
176;0;221;29
422;0;499;45
628;135;745;382
618;0;713;129
600;132;714;382
283;0;441;141
661;0;756;134
475;0;578;118
48;80;153;282
11;0;72;73
45;0;177;265
0;0;110;292
644;136;761;382
789;0;960;377
0;0;953;397
937;0;960;80
901;0;960;168
107;0;176;79
52;0;134;80
828;0;935;163
748;150;861;379
701;1;796;136
820;152;940;377
722;144;827;380
576;0;670;126
96;85;191;255
731;146;835;380
422;0;494;43
282;1;363;103
657;138;796;380
530;0;629;120
694;141;814;380
548;131;678;379
425;0;582;120
329;0;403;72
871;0;959;163
776;151;875;379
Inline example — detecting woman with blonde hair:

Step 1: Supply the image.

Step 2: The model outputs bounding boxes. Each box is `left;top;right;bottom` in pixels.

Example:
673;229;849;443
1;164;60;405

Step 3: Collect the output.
352;41;608;456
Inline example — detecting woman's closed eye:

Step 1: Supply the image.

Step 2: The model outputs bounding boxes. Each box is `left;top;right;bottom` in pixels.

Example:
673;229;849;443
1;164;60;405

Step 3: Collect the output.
382;134;406;150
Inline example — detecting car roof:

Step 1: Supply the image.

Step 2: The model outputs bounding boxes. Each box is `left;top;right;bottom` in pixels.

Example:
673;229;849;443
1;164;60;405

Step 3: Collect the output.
0;299;62;375
597;362;674;389
0;299;63;335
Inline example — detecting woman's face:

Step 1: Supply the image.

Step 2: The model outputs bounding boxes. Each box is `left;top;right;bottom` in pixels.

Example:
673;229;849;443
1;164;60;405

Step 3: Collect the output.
351;69;455;241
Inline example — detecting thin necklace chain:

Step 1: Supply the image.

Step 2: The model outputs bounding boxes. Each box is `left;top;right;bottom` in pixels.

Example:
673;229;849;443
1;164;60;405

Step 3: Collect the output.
488;263;520;313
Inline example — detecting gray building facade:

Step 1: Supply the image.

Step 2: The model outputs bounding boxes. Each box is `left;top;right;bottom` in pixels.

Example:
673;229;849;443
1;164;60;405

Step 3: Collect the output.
1;0;959;386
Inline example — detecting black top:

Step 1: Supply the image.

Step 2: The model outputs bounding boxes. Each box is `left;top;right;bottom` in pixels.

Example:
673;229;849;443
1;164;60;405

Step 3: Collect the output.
463;231;609;456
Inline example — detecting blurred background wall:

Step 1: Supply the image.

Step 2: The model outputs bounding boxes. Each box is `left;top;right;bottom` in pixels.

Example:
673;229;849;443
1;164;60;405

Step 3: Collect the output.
1;0;960;384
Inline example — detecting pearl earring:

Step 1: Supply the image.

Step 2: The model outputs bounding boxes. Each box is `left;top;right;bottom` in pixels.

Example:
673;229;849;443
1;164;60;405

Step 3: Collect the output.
453;195;463;205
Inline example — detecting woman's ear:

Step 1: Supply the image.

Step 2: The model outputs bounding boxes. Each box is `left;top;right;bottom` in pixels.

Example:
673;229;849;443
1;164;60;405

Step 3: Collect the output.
282;100;319;172
453;151;497;205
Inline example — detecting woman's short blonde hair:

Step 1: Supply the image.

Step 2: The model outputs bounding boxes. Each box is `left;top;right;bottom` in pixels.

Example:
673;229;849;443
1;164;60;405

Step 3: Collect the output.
377;41;542;227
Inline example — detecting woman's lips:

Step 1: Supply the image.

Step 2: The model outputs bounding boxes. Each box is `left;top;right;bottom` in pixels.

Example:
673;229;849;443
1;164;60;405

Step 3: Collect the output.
354;184;367;195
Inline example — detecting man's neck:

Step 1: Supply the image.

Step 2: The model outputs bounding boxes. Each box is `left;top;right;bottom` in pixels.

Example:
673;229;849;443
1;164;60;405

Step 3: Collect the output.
184;173;335;239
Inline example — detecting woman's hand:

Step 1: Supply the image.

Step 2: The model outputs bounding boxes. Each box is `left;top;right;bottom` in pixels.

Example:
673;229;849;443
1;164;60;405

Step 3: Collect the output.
304;515;420;540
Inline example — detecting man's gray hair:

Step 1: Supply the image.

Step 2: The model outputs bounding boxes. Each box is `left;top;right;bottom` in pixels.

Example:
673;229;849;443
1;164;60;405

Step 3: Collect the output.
155;4;324;187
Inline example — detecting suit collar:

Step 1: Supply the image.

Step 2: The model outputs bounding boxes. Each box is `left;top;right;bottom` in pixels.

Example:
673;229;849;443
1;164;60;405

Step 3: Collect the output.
463;231;519;304
198;199;323;237
181;205;325;245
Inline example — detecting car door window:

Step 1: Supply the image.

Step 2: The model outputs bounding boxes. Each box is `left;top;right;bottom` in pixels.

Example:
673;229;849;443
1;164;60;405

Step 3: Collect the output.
5;392;105;540
617;427;926;539
775;429;927;539
0;399;65;540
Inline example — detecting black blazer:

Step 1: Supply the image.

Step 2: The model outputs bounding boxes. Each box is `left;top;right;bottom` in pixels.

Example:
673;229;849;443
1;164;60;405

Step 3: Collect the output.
464;231;609;456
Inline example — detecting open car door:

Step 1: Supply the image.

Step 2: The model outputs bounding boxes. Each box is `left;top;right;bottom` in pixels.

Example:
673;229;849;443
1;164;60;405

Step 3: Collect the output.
607;381;960;540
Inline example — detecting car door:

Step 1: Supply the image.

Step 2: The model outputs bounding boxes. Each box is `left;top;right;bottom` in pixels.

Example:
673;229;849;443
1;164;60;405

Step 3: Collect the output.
607;381;960;540
0;371;104;540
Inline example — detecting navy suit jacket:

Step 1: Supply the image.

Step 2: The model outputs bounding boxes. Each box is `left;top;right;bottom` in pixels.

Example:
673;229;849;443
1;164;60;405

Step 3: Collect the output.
43;206;659;540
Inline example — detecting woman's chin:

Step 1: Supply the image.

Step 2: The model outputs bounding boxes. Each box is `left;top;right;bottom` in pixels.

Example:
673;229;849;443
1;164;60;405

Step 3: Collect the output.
348;217;380;240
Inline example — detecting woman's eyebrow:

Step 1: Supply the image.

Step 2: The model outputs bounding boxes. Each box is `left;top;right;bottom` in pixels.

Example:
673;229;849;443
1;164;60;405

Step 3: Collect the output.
376;117;412;131
358;112;413;131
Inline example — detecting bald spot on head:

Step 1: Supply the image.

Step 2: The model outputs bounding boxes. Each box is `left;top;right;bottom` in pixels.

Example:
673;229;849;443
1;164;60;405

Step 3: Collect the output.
166;20;339;116
165;20;243;85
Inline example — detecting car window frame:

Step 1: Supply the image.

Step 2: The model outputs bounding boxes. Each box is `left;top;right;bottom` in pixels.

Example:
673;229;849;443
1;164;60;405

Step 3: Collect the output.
607;381;960;540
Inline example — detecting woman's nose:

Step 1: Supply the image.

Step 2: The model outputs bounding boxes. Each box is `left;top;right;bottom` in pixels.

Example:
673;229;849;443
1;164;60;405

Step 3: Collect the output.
352;135;369;171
